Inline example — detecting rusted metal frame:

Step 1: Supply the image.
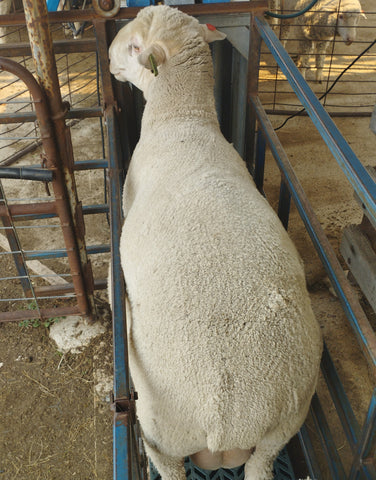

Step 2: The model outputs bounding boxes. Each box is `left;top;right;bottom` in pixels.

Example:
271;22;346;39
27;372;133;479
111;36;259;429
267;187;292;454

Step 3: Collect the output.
245;13;262;176
0;2;269;27
34;278;107;296
0;37;97;57
0;56;94;322
94;18;132;480
0;202;56;218
0;182;34;298
0;305;80;323
251;94;376;372
0;107;102;124
1;203;108;222
24;243;110;260
22;0;97;321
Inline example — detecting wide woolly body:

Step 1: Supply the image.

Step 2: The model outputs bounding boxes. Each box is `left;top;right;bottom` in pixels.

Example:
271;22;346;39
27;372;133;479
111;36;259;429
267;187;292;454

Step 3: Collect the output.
110;6;322;480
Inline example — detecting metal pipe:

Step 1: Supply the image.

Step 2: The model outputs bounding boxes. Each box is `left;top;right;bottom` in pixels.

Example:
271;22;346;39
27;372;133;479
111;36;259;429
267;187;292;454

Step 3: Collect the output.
0;37;97;56
0;167;54;181
0;2;269;26
251;94;376;373
0;305;80;323
0;56;95;321
255;15;376;227
21;0;97;321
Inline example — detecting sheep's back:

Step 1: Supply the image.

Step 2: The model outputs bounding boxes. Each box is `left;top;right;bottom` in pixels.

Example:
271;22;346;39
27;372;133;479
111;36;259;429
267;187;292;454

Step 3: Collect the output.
120;132;322;452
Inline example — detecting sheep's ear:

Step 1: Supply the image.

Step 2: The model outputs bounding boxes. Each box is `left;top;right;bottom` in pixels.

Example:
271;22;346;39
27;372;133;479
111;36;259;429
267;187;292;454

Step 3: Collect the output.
200;24;226;43
361;10;367;19
138;43;166;72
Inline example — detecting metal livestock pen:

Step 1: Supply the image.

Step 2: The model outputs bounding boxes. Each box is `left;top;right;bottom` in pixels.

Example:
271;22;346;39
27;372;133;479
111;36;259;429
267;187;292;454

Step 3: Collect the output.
0;1;374;479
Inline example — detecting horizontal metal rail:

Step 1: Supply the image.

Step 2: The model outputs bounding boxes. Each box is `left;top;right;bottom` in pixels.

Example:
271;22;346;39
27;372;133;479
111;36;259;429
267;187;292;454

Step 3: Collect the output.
0;2;268;27
0;203;109;221
255;15;376;228
0;107;102;124
251;15;376;480
251;94;376;372
0;38;97;57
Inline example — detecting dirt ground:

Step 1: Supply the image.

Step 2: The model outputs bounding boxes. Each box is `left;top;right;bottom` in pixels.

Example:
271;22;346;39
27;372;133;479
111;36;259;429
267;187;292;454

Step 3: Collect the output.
0;3;376;480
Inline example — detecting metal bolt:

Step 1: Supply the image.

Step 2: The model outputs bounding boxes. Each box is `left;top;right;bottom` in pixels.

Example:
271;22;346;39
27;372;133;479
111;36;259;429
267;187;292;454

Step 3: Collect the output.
99;0;114;11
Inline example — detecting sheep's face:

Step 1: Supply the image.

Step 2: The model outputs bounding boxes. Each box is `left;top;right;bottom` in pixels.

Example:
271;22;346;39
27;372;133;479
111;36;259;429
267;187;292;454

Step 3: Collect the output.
336;10;366;45
108;5;225;94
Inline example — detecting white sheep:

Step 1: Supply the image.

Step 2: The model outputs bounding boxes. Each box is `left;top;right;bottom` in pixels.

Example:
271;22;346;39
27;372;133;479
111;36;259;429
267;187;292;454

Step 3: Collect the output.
279;0;366;82
109;6;322;480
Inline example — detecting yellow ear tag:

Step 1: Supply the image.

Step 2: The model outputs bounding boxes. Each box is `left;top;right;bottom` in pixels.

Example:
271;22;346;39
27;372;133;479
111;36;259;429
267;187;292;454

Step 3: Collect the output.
149;54;158;76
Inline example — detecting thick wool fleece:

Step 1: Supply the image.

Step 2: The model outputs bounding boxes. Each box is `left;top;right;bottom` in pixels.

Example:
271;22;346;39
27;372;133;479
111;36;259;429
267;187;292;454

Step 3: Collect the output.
110;6;322;480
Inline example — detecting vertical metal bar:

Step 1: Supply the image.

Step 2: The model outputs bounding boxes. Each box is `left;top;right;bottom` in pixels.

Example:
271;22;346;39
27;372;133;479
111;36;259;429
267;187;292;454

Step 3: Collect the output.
310;394;347;480
0;183;32;297
94;18;132;480
254;15;376;227
254;129;266;193
277;179;291;230
245;13;262;175
321;343;361;453
250;94;376;372
298;424;323;480
349;390;376;480
21;0;96;321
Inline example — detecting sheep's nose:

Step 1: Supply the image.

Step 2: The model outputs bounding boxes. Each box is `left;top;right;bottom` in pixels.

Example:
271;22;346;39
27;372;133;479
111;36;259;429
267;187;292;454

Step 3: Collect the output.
345;39;353;45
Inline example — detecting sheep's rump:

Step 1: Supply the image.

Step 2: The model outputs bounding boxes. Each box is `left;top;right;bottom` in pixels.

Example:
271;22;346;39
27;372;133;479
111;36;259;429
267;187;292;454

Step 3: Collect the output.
121;128;321;455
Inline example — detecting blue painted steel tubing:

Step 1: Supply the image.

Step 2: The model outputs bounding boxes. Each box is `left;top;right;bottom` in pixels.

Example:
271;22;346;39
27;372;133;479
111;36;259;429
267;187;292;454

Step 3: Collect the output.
254;16;376;229
0;167;53;182
251;17;376;371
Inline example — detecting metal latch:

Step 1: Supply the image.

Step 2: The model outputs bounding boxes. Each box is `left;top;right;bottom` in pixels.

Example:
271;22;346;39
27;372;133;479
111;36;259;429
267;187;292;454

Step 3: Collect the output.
111;389;138;426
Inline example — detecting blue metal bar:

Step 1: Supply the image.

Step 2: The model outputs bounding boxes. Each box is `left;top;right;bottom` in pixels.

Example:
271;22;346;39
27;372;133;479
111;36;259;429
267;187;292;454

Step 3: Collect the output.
310;394;347;479
106;106;130;480
277;179;291;230
349;390;376;480
321;343;361;453
24;244;110;260
254;129;266;193
254;16;376;228
250;95;376;370
298;424;323;480
0;167;54;182
10;204;109;221
73;159;109;170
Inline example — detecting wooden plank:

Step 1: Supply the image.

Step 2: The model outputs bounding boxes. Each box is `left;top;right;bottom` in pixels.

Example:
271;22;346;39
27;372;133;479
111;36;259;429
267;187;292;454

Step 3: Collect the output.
340;224;376;313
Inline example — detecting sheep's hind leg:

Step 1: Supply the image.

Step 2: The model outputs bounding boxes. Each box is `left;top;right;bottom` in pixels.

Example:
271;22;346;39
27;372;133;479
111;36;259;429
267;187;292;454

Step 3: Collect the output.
143;435;186;480
315;41;329;83
243;428;289;480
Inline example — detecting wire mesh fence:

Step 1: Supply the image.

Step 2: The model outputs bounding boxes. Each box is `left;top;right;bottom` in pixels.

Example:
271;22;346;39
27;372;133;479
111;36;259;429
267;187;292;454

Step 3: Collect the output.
260;8;376;116
0;18;110;323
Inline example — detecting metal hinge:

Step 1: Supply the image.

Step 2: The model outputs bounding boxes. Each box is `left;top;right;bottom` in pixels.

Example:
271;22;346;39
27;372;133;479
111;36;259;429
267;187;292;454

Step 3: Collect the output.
111;389;138;426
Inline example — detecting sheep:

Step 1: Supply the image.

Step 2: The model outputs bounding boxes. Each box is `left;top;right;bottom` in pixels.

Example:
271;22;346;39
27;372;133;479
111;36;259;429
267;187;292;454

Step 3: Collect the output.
279;0;366;82
108;6;322;480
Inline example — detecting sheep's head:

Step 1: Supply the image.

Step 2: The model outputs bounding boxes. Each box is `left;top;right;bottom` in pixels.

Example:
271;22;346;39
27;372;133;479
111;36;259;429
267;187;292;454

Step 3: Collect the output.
108;5;226;92
336;7;367;45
